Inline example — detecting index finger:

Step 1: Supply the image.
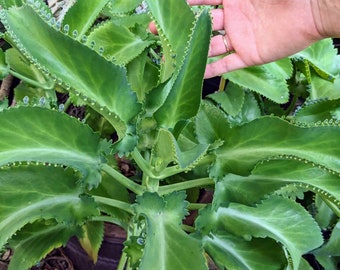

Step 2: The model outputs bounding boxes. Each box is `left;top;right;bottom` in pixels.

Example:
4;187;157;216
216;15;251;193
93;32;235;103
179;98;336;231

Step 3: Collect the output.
187;0;222;5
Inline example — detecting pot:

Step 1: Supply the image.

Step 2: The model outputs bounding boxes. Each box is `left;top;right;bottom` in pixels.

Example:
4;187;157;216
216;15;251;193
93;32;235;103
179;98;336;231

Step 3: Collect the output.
63;224;126;270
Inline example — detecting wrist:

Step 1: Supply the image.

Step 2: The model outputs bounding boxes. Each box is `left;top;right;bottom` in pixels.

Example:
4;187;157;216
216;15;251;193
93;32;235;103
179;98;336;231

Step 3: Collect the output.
311;0;340;38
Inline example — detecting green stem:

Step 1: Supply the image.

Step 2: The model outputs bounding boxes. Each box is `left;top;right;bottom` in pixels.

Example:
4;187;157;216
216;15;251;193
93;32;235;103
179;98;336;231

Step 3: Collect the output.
9;70;53;90
158;165;186;179
90;216;128;230
132;149;187;180
158;177;214;195
188;203;208;211
181;224;195;233
132;148;154;178
63;97;72;112
101;163;144;195
93;195;134;215
117;251;128;270
284;94;298;115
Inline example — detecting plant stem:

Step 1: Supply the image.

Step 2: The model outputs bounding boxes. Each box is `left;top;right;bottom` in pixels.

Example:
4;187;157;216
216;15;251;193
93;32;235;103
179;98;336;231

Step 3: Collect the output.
9;70;53;90
90;216;128;230
181;224;195;233
218;77;227;91
158;177;214;195
188;203;207;211
101;163;144;195
93;195;134;214
132;148;154;178
117;252;128;270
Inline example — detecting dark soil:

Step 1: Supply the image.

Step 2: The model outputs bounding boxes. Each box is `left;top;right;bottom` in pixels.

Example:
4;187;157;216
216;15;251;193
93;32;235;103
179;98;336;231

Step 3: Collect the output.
1;248;75;270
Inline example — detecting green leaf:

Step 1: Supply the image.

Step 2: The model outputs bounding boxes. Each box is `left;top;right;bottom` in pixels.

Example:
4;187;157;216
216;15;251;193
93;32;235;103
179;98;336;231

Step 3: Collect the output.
293;39;340;77
195;102;230;146
8;220;81;270
207;82;245;117
127;51;159;102
152;10;211;129
86;19;154;65
313;220;340;256
151;129;209;174
294;99;340;123
2;4;141;138
124;236;145;269
214;158;340;206
146;0;196;82
108;0;142;14
210;116;340;176
224;58;292;104
62;0;111;40
0;165;98;250
226;91;261;126
308;73;340;100
0;107;104;187
78;221;104;263
134;192;208;270
215;196;323;270
203;233;286;270
5;47;53;89
0;0;23;8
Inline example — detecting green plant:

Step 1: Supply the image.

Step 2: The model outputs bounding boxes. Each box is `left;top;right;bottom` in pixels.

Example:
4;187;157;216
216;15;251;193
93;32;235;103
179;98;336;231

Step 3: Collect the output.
0;0;339;269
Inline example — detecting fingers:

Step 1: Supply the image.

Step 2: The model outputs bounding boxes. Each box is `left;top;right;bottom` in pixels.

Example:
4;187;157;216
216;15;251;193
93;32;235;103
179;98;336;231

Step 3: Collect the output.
210;9;224;31
208;34;233;57
149;22;157;34
187;0;222;5
204;54;247;78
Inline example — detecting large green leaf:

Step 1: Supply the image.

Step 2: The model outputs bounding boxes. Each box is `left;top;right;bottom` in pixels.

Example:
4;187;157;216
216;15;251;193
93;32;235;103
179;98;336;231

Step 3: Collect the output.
0;106;105;187
134;192;208;270
8;220;82;270
1;4;141;137
152;10;211;129
198;196;323;270
214;158;340;206
203;233;286;270
224;58;292;104
0;165;98;251
207;116;340;177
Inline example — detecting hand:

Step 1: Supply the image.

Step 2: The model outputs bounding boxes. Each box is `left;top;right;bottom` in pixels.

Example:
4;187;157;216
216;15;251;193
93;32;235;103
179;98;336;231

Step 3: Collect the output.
188;0;325;78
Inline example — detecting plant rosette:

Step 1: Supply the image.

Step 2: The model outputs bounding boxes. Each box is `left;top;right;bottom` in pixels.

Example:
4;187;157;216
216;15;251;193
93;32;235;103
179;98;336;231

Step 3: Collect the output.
0;0;339;270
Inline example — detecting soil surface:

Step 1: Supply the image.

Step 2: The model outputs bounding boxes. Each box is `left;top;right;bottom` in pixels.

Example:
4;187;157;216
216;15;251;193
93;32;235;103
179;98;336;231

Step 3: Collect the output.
1;248;75;270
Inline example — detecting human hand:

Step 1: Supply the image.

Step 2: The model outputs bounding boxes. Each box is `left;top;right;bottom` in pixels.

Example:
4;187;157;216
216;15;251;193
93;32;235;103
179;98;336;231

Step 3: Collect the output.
189;0;325;78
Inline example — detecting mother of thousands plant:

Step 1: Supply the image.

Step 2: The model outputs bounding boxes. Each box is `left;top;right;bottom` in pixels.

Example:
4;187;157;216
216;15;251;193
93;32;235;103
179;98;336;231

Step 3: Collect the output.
0;0;339;269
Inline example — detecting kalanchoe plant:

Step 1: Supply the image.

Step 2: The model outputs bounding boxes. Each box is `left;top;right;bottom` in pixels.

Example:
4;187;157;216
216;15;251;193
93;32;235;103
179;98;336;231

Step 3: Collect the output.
0;0;340;269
